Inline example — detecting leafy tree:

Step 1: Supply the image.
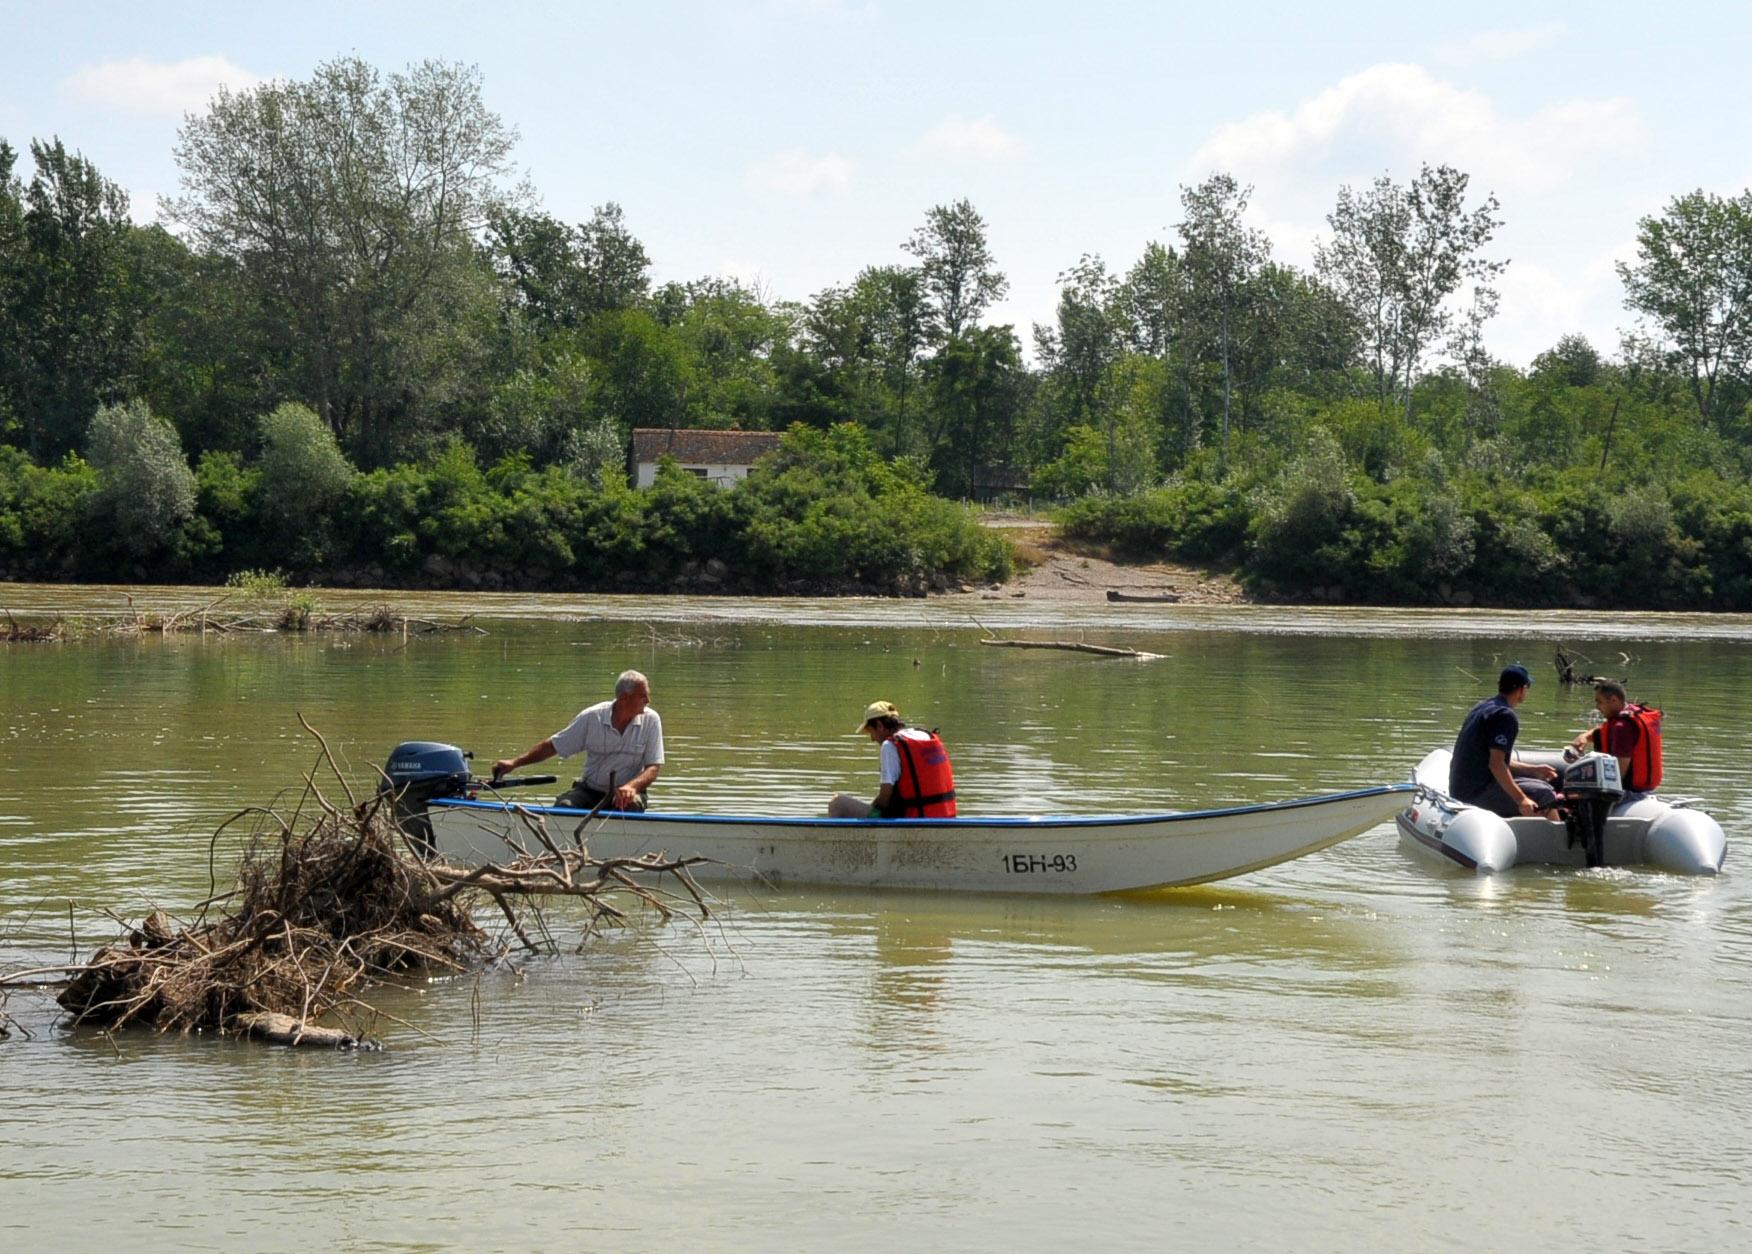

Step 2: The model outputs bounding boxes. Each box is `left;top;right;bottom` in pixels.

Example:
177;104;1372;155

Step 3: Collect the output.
670;279;793;427
86;398;196;557
1036;255;1122;428
1617;188;1752;426
582;308;689;431
1316;164;1504;425
903;199;1008;341
478;343;595;459
488;202;650;329
927;324;1024;497
1034;255;1132;487
574;203;652;316
1118;242;1186;357
255;401;355;559
170;57;518;464
1178;174;1269;462
1531;333;1604;389
0;139;141;458
129;225;282;455
862;268;930;432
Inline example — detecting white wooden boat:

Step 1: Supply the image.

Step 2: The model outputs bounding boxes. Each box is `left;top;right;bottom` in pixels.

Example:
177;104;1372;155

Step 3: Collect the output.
1397;748;1725;875
425;785;1414;895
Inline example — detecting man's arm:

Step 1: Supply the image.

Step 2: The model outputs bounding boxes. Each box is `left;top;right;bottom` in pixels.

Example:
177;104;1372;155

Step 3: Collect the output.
870;782;896;815
613;764;660;809
1489;747;1540;817
493;738;557;781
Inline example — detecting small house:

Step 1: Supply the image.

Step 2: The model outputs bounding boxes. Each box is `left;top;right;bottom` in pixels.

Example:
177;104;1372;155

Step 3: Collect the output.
629;428;784;489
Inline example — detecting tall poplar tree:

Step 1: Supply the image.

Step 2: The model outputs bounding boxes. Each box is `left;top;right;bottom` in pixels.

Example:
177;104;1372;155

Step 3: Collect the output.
1617;188;1752;426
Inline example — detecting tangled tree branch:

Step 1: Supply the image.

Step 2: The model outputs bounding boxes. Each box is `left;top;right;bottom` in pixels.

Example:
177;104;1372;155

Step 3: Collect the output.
0;728;712;1050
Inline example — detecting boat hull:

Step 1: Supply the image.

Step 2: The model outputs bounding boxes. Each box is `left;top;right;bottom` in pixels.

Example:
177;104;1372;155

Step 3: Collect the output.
428;785;1414;895
1398;749;1726;875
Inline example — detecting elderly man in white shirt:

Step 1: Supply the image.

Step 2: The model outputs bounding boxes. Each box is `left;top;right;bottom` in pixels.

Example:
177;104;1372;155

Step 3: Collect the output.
492;670;664;811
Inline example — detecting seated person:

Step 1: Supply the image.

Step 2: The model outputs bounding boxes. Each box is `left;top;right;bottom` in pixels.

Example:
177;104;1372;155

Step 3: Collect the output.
1450;664;1560;819
492;669;663;811
827;701;957;819
1567;679;1662;796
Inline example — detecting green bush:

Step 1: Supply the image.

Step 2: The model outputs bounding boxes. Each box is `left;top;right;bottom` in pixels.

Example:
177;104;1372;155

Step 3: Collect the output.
86;399;198;561
256;402;355;564
1057;476;1251;564
0;447;101;578
1248;430;1357;592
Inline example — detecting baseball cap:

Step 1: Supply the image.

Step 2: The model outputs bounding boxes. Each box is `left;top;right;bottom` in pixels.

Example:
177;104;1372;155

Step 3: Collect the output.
858;700;901;730
1499;663;1533;690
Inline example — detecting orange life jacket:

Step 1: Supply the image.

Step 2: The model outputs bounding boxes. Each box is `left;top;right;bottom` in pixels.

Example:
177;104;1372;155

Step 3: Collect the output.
1590;704;1663;791
890;731;957;818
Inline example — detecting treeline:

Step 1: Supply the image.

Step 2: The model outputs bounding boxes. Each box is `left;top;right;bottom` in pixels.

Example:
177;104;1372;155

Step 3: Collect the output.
0;416;1009;593
2;56;1751;603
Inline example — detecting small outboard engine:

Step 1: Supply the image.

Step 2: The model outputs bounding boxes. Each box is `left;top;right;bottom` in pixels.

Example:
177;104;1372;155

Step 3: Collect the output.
381;741;475;855
1559;750;1624;868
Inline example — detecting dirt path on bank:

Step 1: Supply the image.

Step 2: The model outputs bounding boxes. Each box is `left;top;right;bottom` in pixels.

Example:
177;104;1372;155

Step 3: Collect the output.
942;522;1252;607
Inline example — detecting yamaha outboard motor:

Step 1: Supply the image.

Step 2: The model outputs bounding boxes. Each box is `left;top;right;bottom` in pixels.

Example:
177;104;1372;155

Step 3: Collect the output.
379;741;558;859
1560;751;1625;868
381;741;475;856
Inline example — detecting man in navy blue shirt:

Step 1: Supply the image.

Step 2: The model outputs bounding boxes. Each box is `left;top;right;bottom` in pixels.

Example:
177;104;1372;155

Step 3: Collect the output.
1450;664;1561;818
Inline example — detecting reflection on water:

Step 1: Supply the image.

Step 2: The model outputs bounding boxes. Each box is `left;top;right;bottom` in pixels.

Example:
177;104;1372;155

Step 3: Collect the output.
2;602;1750;1251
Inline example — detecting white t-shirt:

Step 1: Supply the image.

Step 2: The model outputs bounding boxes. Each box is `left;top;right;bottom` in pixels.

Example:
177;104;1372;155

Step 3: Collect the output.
551;701;665;791
879;728;934;786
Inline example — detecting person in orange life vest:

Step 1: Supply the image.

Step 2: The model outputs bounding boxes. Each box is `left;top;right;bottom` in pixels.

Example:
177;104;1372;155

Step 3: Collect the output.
827;700;957;819
1566;678;1662;794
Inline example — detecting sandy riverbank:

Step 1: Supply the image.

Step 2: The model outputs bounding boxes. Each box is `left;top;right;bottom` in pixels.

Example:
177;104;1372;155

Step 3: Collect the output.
944;524;1250;607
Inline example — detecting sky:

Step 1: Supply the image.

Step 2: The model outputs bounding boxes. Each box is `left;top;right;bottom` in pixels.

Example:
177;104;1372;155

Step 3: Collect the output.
3;0;1747;367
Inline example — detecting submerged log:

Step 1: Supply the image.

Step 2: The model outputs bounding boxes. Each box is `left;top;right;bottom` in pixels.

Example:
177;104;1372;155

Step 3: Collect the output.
236;1011;378;1050
978;637;1163;660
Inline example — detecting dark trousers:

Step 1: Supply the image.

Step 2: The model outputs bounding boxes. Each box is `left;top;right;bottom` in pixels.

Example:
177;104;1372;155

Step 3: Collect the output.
555;782;647;813
1467;777;1559;817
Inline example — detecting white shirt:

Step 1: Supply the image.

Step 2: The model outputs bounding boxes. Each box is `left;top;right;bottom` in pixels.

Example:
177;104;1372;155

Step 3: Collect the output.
879;728;934;786
550;701;664;791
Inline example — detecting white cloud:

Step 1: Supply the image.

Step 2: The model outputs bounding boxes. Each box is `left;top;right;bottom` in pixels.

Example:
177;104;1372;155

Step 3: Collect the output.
1184;63;1654;364
916;114;1022;159
1190;63;1641;193
65;55;261;117
1438;22;1568;66
744;149;853;196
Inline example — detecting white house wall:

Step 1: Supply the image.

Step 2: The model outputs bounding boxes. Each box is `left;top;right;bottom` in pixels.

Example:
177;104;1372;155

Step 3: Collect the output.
634;462;751;489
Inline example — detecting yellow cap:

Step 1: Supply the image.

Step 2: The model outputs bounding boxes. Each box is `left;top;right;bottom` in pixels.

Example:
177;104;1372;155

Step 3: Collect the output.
858;700;901;730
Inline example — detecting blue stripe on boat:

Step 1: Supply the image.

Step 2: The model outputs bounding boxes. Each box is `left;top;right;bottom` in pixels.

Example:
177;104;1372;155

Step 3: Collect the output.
434;782;1417;829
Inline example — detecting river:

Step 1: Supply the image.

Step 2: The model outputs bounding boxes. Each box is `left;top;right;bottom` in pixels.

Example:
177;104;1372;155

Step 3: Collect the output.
3;586;1750;1251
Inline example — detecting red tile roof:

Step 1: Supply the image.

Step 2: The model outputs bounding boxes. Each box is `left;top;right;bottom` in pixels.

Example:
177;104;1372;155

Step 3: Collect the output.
631;428;783;467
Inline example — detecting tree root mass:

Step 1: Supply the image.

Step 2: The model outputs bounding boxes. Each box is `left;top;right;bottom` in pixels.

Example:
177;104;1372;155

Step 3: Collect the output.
6;741;708;1050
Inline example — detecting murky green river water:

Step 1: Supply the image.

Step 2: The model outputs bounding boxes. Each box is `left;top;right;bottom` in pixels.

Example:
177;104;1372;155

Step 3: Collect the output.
3;586;1751;1251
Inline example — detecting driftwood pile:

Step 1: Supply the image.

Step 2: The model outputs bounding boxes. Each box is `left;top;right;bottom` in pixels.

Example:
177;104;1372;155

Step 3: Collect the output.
3;609;61;642
2;596;484;644
1554;646;1631;687
2;731;709;1049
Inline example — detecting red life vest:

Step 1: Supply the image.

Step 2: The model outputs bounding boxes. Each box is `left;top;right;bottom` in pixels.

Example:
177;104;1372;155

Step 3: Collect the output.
1590;704;1663;791
890;731;957;818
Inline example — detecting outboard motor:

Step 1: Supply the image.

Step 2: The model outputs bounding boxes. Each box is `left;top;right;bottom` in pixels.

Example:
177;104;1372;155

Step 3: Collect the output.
381;741;475;856
1559;750;1625;868
379;741;558;859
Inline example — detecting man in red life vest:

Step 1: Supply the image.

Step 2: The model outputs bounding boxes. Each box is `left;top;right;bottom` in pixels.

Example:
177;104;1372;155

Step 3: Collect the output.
1566;679;1663;794
827;700;957;819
